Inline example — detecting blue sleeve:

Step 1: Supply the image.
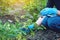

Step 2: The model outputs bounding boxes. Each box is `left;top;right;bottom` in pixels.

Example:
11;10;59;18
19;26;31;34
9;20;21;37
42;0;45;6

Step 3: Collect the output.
46;0;55;8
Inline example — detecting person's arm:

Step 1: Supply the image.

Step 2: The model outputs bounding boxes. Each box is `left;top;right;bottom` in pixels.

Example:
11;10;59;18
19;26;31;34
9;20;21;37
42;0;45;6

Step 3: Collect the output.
36;0;55;26
57;10;60;16
35;16;46;26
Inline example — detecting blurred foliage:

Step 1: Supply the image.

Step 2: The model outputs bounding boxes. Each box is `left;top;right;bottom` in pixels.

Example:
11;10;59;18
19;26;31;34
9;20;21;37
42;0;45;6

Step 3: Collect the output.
0;20;46;40
0;0;16;15
0;0;25;15
0;20;26;40
0;0;47;40
22;0;47;22
0;0;47;16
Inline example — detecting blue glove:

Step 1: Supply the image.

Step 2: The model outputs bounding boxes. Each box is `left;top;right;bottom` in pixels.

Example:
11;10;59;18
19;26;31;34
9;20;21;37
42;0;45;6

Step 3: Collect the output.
20;24;34;33
40;8;58;16
28;24;34;29
20;27;30;33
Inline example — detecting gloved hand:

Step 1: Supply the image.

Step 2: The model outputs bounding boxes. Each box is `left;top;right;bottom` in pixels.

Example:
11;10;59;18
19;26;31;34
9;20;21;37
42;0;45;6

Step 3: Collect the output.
28;24;34;29
20;24;34;34
40;8;58;16
20;27;30;33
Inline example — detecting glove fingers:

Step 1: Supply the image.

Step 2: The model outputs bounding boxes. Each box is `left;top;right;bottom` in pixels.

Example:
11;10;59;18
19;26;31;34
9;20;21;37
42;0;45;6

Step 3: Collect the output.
28;24;34;29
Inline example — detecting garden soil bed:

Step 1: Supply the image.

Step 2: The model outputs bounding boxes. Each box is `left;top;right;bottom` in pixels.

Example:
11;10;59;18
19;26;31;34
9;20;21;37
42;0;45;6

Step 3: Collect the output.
26;30;60;40
0;15;60;40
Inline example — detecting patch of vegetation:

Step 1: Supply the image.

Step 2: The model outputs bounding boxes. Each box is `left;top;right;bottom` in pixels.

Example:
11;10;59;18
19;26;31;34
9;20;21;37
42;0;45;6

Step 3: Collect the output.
22;0;47;22
0;19;46;40
0;0;47;40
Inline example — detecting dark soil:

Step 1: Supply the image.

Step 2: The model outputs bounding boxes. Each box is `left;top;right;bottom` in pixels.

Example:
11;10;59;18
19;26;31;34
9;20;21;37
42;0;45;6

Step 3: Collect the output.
26;30;60;40
0;15;16;24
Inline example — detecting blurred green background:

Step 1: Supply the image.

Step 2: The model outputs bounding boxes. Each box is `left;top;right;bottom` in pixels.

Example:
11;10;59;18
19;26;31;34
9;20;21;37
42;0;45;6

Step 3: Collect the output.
0;0;47;40
0;0;47;17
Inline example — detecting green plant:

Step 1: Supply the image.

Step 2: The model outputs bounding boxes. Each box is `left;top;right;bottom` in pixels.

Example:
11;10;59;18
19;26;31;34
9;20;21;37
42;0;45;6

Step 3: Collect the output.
0;18;46;40
0;0;47;40
0;20;24;40
22;0;47;22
